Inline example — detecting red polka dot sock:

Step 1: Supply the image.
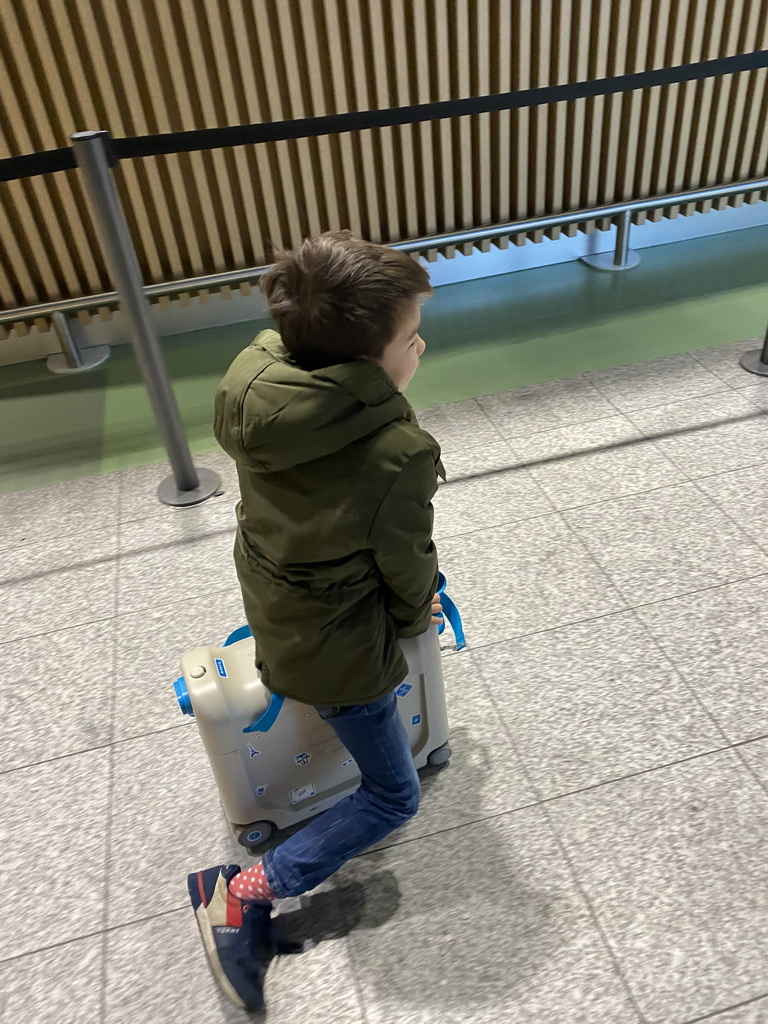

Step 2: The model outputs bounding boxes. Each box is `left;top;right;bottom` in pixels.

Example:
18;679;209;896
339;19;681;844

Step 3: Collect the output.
228;862;276;903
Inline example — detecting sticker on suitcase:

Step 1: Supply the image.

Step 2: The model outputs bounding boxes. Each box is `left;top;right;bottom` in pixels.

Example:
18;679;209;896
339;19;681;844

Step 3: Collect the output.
290;783;317;805
214;658;228;677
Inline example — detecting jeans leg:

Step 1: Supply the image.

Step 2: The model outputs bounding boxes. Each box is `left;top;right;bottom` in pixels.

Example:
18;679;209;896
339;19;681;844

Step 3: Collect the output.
262;692;420;898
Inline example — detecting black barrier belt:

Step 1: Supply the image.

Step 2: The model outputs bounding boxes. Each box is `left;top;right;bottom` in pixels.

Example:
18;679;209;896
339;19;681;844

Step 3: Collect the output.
3;47;768;182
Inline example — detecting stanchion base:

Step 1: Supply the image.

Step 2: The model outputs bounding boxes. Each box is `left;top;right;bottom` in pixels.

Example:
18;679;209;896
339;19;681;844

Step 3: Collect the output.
157;467;222;507
46;345;110;374
739;349;768;378
581;250;641;272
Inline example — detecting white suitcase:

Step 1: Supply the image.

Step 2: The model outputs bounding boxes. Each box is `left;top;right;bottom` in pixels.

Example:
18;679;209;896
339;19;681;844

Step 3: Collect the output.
173;578;464;851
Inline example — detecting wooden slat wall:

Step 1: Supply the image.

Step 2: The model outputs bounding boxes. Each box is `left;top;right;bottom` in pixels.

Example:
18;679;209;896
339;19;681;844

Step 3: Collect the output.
1;0;767;338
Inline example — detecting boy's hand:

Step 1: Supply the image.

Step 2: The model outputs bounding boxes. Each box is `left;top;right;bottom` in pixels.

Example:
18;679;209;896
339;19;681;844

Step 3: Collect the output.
431;593;443;625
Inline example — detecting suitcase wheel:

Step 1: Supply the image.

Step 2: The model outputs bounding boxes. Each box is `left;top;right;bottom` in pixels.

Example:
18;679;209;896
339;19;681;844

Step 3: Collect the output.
237;821;274;850
427;744;452;767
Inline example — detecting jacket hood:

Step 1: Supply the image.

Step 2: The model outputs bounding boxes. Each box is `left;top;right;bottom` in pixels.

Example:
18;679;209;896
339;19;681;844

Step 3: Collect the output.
214;330;414;472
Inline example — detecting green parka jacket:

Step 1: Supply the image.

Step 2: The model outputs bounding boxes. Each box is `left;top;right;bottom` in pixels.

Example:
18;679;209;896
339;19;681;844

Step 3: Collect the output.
213;330;443;707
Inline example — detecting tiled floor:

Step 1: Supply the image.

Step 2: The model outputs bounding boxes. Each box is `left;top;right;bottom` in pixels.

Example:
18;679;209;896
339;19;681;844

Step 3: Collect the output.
4;336;768;1023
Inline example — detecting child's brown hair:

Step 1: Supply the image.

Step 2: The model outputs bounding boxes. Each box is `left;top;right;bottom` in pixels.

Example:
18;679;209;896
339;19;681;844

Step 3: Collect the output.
260;231;432;370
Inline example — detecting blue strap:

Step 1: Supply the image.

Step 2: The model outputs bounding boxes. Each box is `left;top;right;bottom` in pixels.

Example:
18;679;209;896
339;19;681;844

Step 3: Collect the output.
243;692;285;733
224;624;252;646
437;592;467;651
221;624;283;733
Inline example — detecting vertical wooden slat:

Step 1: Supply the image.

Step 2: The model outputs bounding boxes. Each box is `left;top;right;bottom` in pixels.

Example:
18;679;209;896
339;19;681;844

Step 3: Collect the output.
2;0;768;333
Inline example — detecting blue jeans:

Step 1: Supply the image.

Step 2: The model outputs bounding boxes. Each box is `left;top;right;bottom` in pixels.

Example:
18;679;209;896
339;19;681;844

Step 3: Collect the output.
261;691;420;898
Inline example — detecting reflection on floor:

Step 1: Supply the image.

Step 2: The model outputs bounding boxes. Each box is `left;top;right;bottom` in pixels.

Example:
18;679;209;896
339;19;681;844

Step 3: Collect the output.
3;336;768;1023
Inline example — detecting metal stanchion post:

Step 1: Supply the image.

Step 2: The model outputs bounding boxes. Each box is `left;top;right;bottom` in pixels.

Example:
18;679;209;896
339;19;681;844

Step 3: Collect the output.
739;320;768;377
46;311;110;374
71;130;220;506
581;209;641;272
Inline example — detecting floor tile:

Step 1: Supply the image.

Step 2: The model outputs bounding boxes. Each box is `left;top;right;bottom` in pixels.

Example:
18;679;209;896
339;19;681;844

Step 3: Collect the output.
0;620;116;772
105;905;363;1024
564;483;768;606
0;472;120;554
698;466;768;553
341;811;640;1024
637;579;768;745
584;353;725;412
434;442;551;539
508;415;686;510
548;751;768;1024
741;381;768;411
114;588;247;741
627;391;768;478
372;651;535;851
118;506;237;614
1;749;110;958
689;337;762;389
477;376;617;439
1;528;118;643
438;514;625;648
118;447;240;526
0;935;103;1024
416;398;503;452
475;613;723;799
738;738;768;792
107;727;241;927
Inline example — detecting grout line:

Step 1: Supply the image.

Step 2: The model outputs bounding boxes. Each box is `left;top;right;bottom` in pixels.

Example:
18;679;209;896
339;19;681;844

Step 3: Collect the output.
99;511;122;1023
676;991;768;1024
0;907;189;968
688;474;768;558
0;614;119;650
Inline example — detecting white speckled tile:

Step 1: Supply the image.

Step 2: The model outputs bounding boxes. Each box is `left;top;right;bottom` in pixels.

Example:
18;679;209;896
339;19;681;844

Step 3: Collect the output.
584;353;724;412
474;612;724;798
564;483;768;606
416;398;503;452
627;391;768;478
0;472;120;553
118;505;237;614
1;749;110;959
508;415;686;510
0;935;103;1024
637;578;768;745
1;527;118;642
434;442;551;540
0;619;116;772
438;513;626;649
549;751;768;1023
342;810;641;1024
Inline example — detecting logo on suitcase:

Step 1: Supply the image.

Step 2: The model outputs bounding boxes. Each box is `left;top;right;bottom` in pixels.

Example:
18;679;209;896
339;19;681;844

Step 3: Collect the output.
290;783;317;805
294;752;311;766
396;683;413;697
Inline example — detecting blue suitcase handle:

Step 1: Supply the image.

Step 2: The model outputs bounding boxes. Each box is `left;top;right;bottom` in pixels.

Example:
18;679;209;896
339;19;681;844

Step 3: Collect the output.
222;624;284;734
435;572;466;651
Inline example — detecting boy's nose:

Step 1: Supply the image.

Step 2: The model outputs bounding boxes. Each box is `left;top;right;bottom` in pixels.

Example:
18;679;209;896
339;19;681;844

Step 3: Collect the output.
417;336;426;355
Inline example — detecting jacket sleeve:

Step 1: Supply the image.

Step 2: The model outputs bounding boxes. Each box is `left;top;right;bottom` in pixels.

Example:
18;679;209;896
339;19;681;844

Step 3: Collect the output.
368;448;439;638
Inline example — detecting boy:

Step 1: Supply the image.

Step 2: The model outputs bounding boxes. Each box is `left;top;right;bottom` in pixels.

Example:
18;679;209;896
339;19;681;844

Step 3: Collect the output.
188;231;443;1011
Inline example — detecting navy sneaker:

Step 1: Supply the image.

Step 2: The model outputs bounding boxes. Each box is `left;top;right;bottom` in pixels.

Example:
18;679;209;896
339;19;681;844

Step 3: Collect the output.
187;863;301;1012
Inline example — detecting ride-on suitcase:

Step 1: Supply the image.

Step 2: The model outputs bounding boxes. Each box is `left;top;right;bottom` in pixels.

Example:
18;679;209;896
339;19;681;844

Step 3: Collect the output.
172;573;465;851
